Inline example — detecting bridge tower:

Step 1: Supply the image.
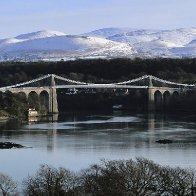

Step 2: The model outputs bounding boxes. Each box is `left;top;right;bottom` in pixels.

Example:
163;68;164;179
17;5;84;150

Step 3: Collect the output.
148;76;155;111
49;74;58;113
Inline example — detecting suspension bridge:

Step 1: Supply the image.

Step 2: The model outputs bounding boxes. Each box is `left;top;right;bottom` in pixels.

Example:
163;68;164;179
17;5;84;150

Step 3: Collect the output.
0;74;194;113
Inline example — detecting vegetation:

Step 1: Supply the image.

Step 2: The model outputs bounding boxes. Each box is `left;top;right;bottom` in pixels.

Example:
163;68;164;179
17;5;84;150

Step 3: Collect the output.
0;91;28;118
23;165;78;196
81;158;195;196
0;173;18;196
0;158;196;195
1;58;196;86
0;91;47;118
1;58;196;113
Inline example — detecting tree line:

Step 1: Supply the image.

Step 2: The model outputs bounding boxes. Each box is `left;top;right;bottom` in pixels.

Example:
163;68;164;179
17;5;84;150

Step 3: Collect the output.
1;58;196;86
1;158;196;196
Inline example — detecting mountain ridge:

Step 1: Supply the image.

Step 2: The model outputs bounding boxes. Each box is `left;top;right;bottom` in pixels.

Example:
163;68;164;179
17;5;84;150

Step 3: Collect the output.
0;27;196;61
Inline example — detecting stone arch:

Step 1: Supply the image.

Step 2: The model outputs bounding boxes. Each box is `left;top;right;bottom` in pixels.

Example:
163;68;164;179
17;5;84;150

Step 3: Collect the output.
28;91;39;108
40;90;49;113
170;91;180;109
163;91;171;107
154;90;162;110
16;92;27;103
172;91;179;98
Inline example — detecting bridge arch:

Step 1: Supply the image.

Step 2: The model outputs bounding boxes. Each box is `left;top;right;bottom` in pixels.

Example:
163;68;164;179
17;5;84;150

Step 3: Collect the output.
40;90;49;113
163;91;171;107
16;92;28;102
169;91;180;109
28;91;39;108
172;91;179;98
154;90;162;110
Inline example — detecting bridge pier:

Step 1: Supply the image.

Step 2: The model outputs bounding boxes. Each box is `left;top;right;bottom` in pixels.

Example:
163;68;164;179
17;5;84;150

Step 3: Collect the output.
147;76;155;111
49;75;58;113
49;87;58;113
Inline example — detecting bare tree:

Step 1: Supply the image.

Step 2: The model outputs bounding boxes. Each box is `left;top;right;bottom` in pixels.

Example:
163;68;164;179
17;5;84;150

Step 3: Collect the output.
81;158;196;196
81;158;160;196
157;167;196;196
21;159;196;196
0;173;18;196
81;164;102;196
23;165;79;196
124;157;160;196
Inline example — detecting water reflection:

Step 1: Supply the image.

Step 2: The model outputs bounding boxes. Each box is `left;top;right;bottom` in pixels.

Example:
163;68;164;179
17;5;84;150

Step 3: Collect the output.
147;113;166;134
0;111;196;182
47;115;58;152
147;113;155;131
48;114;59;122
28;116;38;124
47;129;57;152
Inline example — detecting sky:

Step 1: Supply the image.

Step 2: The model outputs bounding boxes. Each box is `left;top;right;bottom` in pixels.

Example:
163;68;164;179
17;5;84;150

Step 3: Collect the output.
0;0;196;38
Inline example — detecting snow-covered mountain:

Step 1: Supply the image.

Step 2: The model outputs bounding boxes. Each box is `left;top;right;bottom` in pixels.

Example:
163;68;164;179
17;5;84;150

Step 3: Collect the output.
86;27;196;58
0;30;134;61
0;27;196;61
82;27;136;38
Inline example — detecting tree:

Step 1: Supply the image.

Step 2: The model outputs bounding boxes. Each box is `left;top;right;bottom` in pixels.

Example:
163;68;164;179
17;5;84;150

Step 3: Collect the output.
81;164;102;196
157;167;196;196
81;158;196;196
23;165;79;196
81;158;160;196
0;173;18;196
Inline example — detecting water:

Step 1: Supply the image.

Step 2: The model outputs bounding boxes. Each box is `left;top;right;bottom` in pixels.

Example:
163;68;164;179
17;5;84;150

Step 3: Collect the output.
0;111;196;183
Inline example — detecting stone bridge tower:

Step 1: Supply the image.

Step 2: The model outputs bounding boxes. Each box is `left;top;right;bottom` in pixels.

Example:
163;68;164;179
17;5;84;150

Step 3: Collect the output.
148;76;155;111
49;74;58;113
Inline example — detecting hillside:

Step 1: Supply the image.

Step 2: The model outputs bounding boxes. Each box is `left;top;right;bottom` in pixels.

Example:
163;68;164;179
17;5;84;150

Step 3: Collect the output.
0;27;196;61
0;30;134;62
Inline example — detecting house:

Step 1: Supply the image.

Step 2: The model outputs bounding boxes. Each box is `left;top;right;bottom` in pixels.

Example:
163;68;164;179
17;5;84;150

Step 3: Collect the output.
27;108;38;117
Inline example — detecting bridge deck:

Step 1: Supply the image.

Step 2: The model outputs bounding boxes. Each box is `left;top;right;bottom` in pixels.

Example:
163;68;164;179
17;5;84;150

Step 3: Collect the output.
1;85;148;91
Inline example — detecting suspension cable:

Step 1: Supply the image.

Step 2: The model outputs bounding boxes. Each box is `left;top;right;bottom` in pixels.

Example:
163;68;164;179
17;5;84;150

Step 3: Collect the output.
0;74;194;91
0;74;51;90
151;76;194;87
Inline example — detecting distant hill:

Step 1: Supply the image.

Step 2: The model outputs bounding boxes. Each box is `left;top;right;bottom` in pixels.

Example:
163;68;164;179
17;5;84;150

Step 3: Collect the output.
0;30;134;62
0;27;196;61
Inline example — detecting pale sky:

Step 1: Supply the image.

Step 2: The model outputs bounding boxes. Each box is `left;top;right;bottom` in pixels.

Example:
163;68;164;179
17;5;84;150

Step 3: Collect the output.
0;0;196;38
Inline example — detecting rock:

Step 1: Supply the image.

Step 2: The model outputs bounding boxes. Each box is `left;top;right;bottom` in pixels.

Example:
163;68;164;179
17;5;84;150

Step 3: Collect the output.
156;139;173;144
0;142;26;149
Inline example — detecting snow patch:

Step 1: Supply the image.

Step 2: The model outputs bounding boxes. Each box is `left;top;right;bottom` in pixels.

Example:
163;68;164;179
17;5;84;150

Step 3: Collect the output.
1;27;196;61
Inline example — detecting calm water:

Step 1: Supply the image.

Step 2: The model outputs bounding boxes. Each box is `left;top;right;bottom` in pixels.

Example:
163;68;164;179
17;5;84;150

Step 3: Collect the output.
0;111;196;183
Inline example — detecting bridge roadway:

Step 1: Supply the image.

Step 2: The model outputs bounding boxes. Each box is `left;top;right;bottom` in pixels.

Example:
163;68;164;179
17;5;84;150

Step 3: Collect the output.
3;85;148;91
1;85;187;91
